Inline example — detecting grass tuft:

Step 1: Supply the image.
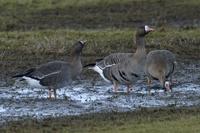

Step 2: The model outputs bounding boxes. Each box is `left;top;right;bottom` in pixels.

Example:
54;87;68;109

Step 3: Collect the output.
0;0;200;30
1;28;200;84
1;107;200;133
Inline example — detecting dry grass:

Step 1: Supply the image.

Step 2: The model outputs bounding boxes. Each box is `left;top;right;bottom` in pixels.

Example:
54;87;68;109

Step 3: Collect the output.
0;0;200;31
0;1;200;132
1;28;200;84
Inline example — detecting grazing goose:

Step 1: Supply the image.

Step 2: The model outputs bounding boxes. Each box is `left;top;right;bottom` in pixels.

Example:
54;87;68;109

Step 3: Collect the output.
85;25;154;93
145;50;176;92
12;40;86;99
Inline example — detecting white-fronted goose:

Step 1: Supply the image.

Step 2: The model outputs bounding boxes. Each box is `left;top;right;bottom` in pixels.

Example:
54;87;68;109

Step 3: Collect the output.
12;40;86;99
145;50;176;92
85;25;154;93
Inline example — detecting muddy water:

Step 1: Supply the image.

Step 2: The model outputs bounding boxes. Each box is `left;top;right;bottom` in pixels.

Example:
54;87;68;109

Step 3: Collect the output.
0;59;199;125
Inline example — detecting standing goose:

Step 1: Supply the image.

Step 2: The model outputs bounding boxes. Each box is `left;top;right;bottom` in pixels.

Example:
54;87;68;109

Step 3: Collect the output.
85;25;154;93
145;50;176;92
12;40;86;99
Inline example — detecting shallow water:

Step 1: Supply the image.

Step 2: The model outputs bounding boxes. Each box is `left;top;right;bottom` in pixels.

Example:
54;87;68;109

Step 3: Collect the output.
0;80;200;125
0;59;200;125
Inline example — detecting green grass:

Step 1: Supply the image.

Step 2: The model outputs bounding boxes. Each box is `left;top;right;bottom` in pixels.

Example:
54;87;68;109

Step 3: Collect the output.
0;0;200;31
1;28;200;83
1;0;200;82
1;107;200;133
1;28;200;58
1;1;200;132
0;0;134;8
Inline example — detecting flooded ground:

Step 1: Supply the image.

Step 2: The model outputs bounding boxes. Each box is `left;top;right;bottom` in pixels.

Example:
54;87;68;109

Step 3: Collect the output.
0;59;199;125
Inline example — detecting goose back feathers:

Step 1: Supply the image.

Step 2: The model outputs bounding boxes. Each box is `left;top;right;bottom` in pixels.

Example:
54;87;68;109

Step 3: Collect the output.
85;25;154;93
96;53;133;69
102;58;141;85
145;50;176;91
13;40;86;98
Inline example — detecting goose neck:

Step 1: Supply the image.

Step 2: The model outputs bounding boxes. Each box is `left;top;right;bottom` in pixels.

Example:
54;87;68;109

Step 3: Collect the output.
71;54;81;63
135;36;146;55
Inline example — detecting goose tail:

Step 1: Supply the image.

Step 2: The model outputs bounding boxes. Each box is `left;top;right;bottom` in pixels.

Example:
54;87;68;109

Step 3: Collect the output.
12;68;35;78
83;63;96;68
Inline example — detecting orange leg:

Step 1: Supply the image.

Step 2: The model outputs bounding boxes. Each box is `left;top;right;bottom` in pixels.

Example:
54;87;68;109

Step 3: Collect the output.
113;82;118;93
147;77;151;94
53;89;57;99
48;88;52;99
147;77;151;85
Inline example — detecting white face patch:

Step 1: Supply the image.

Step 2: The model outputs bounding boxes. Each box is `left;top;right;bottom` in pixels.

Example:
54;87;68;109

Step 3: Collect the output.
165;81;170;87
145;25;150;32
144;25;154;32
80;40;87;45
164;81;171;92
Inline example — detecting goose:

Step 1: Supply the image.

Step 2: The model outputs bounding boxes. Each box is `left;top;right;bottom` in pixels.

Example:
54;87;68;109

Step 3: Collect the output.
145;50;176;92
12;40;86;99
85;25;154;93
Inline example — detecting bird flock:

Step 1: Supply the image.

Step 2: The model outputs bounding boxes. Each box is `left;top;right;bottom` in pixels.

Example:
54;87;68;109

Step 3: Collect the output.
13;25;176;99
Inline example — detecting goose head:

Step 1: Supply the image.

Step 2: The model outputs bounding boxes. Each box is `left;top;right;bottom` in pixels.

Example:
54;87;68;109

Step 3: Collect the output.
164;81;172;92
71;40;87;55
136;25;155;37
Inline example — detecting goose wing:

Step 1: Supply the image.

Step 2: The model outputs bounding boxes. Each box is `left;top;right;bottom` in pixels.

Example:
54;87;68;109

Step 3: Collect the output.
102;59;140;84
39;68;71;87
97;53;133;69
29;61;70;79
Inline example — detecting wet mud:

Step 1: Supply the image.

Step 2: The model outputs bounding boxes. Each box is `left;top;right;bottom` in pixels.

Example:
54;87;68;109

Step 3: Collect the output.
0;59;199;125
